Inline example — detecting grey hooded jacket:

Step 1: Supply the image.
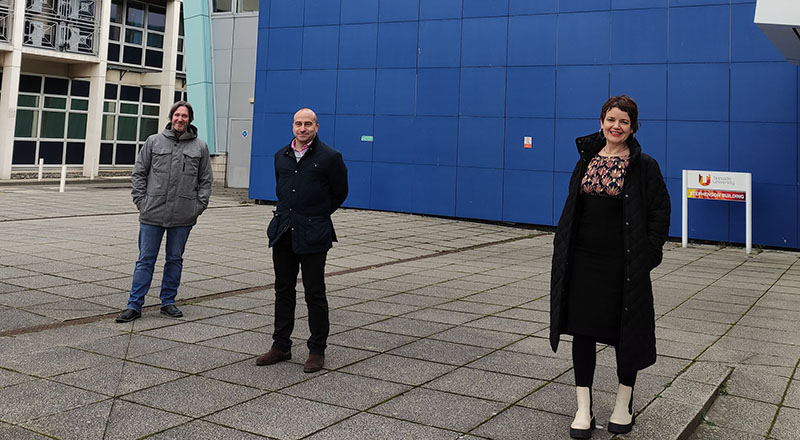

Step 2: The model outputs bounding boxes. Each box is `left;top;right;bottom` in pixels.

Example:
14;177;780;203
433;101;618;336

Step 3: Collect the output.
131;123;213;227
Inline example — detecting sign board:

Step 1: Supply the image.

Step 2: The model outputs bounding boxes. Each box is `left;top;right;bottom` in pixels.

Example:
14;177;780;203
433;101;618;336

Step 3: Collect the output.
685;170;748;202
682;170;752;254
361;135;373;142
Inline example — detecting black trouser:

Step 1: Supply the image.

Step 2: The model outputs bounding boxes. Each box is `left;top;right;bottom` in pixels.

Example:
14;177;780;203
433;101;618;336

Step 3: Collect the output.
271;233;329;355
572;335;637;388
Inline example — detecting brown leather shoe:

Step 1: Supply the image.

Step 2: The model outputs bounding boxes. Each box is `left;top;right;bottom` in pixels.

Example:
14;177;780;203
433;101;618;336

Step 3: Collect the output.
303;353;325;373
255;347;291;366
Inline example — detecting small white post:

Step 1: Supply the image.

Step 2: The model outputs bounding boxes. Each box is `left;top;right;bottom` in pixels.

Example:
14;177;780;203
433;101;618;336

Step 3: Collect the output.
37;158;44;181
59;165;67;192
745;174;752;255
682;170;688;248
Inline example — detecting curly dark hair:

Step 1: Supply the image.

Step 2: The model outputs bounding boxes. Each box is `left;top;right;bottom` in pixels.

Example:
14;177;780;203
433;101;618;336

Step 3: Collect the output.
601;95;639;134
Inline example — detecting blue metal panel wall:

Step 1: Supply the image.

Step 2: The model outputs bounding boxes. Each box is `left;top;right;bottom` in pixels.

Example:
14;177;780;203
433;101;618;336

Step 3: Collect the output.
250;0;800;249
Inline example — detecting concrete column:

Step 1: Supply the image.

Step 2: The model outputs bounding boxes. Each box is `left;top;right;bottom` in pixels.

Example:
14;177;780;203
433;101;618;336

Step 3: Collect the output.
77;0;111;177
157;0;180;122
0;0;28;179
0;51;21;179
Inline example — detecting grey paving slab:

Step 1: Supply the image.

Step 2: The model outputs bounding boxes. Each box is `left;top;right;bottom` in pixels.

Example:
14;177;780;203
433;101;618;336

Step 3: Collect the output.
71;333;184;359
468;350;572;381
23;399;190;440
0;422;51;439
702;394;777;437
0;307;56;331
689;423;767;440
140;321;241;343
425;367;545;403
0;379;106;424
147;420;271;440
2;346;114;377
725;365;791;404
123;375;263;418
131;342;250;374
772;406;800;440
431;326;526;349
388;338;493;366
51;359;187;397
202;358;311;391
362;316;453;337
340;354;455;386
282;371;410;410
304;412;460;440
370;388;505;432
327;328;416;353
0;367;31;388
206;394;356;440
472;405;597;440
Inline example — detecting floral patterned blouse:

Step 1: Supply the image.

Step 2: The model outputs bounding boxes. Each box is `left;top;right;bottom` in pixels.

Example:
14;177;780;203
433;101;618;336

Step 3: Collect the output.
581;154;630;198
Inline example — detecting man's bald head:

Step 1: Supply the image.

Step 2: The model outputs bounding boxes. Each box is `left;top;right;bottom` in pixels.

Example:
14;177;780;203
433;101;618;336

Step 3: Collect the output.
293;108;319;145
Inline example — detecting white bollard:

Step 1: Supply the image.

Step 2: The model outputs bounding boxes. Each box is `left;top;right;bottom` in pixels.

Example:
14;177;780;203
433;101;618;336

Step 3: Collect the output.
59;165;67;193
38;158;44;181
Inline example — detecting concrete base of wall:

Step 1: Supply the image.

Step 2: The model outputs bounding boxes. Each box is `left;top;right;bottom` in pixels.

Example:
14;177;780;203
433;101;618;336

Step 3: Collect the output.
210;154;226;186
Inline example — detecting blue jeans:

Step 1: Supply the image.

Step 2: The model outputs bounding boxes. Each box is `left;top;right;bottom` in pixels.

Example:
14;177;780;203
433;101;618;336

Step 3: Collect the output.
126;223;192;312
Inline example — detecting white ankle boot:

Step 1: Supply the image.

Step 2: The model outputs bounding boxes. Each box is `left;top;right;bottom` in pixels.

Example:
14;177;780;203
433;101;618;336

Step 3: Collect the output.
608;384;634;434
570;386;595;439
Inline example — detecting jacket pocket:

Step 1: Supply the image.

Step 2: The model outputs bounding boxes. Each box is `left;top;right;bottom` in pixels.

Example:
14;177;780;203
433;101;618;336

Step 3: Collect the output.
267;213;281;241
304;217;332;247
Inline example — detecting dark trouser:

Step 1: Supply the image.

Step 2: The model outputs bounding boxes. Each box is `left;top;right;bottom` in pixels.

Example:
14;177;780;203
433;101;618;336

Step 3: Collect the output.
271;233;329;355
572;335;637;388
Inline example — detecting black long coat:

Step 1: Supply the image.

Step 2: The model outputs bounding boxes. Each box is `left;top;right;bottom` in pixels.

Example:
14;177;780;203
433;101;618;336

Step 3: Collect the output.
550;132;671;372
267;136;348;254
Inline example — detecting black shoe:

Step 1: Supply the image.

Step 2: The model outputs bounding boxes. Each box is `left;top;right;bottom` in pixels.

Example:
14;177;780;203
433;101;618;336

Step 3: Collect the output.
608;416;635;434
115;309;141;323
570;416;595;439
160;304;183;318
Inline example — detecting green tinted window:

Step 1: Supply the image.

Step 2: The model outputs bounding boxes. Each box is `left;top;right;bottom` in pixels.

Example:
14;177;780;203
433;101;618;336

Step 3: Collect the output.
139;118;159;141
15;110;38;137
120;103;138;114
68;113;88;139
102;115;115;140
117;116;138;141
104;101;117;113
41;111;66;138
17;95;39;108
71;99;89;111
142;105;160;116
44;97;67;109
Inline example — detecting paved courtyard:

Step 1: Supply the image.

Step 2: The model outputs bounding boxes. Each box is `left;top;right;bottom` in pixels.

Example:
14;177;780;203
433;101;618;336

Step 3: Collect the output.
0;182;798;439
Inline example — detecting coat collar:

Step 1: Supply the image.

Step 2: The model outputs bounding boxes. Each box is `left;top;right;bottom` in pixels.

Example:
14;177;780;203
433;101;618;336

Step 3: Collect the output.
283;136;321;157
575;131;642;163
162;123;198;141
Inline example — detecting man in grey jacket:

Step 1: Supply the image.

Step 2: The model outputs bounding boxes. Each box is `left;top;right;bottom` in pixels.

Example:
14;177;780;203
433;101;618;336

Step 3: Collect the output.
116;101;213;323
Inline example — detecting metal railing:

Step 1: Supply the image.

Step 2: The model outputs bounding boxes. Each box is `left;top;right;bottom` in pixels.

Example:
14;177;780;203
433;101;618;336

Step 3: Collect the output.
0;0;12;44
23;0;100;55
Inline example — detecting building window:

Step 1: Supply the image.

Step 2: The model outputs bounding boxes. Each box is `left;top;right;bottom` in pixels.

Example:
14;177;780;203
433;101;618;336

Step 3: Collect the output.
108;0;174;71
12;74;90;166
101;82;170;166
212;0;258;13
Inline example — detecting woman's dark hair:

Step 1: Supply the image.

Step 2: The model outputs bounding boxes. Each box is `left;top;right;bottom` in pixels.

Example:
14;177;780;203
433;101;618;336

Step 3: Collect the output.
601;95;639;134
169;100;194;123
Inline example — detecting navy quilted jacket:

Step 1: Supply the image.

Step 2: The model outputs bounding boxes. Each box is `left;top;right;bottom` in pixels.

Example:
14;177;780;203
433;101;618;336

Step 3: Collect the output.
550;131;671;372
267;136;348;254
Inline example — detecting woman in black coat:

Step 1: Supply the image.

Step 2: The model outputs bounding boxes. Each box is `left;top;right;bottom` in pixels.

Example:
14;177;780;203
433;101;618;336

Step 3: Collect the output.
550;95;671;439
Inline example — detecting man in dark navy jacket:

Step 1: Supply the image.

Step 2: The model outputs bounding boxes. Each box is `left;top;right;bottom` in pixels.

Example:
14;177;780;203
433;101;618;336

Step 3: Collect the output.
256;108;348;373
